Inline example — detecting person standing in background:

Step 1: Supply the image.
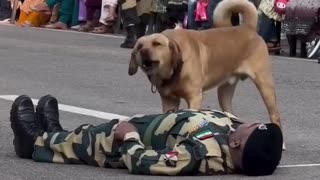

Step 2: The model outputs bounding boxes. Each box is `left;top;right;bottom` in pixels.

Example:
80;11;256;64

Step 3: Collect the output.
0;0;12;22
257;0;282;52
16;0;51;27
149;0;168;33
31;0;79;29
187;0;223;30
282;0;320;59
119;0;151;49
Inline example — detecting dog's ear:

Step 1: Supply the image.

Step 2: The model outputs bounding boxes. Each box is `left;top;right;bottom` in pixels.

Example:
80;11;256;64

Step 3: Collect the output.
169;39;182;67
128;46;139;76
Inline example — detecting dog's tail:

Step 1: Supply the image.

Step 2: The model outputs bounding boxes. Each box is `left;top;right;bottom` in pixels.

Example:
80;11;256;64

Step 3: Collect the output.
213;0;258;30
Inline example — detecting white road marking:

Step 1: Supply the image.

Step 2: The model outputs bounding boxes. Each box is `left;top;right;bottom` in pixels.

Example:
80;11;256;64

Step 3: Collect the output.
1;95;320;169
272;55;319;63
279;163;320;168
0;95;129;120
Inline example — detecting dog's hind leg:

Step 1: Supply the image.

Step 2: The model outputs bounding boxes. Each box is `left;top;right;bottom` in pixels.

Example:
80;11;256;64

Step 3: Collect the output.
217;79;239;114
251;68;285;150
251;69;281;129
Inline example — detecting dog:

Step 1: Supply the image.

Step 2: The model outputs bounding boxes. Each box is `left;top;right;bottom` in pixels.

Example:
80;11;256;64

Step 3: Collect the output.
128;0;282;131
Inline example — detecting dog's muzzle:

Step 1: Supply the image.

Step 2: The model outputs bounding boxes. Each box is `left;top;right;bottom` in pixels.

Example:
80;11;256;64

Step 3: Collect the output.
142;59;159;71
139;49;159;71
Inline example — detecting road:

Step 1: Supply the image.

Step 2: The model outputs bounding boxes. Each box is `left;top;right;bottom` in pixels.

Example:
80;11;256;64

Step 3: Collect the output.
0;24;319;180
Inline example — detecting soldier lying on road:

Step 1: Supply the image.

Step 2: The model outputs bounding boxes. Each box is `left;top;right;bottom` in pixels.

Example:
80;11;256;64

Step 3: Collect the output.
10;95;283;176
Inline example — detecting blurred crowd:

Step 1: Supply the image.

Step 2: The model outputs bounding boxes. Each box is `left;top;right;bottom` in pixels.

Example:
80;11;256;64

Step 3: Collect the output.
0;0;320;61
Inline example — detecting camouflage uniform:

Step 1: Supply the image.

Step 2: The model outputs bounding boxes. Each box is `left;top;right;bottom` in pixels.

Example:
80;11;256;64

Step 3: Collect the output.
32;109;242;175
119;0;152;27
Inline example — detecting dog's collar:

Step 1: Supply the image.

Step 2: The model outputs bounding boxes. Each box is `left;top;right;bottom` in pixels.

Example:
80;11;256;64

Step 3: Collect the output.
149;60;183;93
162;61;183;87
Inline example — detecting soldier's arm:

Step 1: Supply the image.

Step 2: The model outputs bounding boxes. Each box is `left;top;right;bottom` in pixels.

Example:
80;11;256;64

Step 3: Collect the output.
120;132;207;175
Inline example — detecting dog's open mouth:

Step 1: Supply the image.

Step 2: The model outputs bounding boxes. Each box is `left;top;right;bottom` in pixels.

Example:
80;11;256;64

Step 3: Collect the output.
142;60;159;71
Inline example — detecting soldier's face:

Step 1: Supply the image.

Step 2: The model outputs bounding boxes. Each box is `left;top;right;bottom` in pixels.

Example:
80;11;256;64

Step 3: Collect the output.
228;123;262;170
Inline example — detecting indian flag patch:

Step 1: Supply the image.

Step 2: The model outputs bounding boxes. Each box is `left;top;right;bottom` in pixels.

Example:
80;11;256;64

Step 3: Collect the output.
194;129;214;140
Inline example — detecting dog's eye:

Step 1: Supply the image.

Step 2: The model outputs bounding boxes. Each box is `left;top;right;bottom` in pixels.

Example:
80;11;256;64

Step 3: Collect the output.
152;41;161;47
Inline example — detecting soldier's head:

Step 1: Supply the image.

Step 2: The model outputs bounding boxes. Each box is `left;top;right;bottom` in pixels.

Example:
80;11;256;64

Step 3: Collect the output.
228;123;283;176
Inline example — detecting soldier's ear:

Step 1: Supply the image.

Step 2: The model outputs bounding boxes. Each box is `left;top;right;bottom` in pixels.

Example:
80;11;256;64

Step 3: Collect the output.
229;140;241;149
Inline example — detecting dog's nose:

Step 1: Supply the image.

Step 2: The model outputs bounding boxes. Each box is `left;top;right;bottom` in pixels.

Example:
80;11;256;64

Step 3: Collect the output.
140;48;149;58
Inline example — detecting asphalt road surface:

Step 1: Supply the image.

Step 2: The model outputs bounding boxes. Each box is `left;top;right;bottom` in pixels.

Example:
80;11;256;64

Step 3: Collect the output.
0;24;319;180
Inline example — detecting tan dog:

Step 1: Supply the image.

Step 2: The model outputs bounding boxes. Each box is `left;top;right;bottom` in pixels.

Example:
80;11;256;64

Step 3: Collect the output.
128;0;282;130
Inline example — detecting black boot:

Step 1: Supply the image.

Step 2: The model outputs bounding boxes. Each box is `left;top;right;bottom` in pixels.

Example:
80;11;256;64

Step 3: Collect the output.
36;94;64;132
120;25;137;49
10;95;44;158
136;23;147;39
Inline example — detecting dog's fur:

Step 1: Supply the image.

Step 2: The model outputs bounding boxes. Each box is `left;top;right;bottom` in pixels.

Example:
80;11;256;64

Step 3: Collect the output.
128;0;281;129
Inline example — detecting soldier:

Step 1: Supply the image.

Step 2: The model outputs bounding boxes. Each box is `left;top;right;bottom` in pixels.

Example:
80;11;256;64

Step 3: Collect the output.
119;0;152;49
10;94;283;176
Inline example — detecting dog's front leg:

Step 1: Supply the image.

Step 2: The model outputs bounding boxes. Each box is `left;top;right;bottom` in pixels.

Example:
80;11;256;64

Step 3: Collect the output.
160;95;180;113
217;80;239;114
186;93;203;110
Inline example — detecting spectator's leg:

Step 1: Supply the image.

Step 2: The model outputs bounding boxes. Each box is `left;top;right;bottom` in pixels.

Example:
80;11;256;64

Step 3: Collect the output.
187;0;197;29
300;35;307;58
53;0;73;28
22;11;51;27
79;0;100;31
79;6;96;31
93;2;117;34
136;13;149;38
119;0;139;49
287;34;297;57
155;12;167;33
47;4;60;24
258;12;274;41
258;12;280;52
202;0;222;29
78;0;87;22
0;0;12;21
146;12;155;34
40;0;74;29
16;11;28;25
274;20;282;55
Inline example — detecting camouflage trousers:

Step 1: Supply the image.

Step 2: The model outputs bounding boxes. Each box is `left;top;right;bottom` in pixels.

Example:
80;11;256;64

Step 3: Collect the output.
32;119;126;168
32;115;157;168
119;0;139;27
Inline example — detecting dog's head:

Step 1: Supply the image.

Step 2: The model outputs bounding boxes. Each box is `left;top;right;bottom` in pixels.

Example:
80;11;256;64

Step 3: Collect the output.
128;33;182;80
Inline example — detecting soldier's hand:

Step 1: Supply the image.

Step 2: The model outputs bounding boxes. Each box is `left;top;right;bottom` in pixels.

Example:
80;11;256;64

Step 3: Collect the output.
114;121;138;141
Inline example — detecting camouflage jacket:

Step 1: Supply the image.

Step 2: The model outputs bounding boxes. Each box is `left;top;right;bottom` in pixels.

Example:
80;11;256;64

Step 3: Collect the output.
151;0;168;13
122;109;242;175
